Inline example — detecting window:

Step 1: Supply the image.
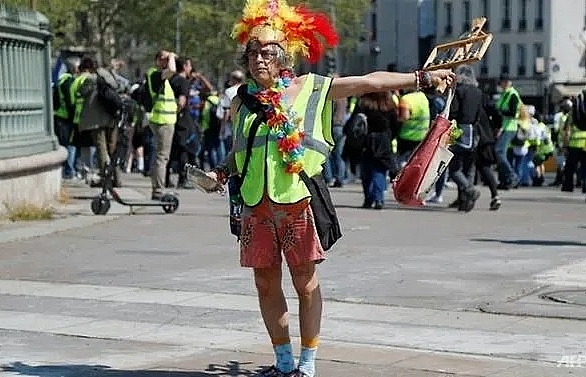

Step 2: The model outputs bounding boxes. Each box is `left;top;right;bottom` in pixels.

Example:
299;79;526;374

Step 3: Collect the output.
517;44;526;76
481;0;490;30
502;0;511;31
501;43;510;74
533;43;543;73
444;2;453;35
518;0;527;31
463;0;471;32
535;0;544;30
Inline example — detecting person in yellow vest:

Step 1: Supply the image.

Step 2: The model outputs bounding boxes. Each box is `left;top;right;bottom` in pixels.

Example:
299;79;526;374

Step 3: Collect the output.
70;56;99;184
203;1;454;376
549;99;572;186
147;50;177;200
396;89;430;168
561;92;586;196
532;115;555;186
200;91;224;169
53;59;79;179
495;74;522;189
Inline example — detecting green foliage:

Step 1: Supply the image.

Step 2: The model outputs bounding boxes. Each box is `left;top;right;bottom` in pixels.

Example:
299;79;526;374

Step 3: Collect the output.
4;0;371;80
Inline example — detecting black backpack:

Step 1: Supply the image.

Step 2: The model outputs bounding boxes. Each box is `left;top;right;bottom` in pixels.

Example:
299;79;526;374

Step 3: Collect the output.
571;89;586;131
96;74;124;117
134;77;154;112
344;112;368;150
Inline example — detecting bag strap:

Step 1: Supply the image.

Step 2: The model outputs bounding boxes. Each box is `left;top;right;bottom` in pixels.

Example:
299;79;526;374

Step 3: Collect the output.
237;84;265;181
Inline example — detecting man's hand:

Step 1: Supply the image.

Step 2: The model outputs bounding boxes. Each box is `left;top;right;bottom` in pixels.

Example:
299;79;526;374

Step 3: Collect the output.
429;69;456;89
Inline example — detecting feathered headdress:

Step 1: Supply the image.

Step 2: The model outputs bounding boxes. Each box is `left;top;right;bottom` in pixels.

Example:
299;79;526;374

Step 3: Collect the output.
232;0;339;64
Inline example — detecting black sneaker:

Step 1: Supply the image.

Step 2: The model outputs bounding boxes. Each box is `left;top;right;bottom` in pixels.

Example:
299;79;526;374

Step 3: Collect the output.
151;193;163;201
489;196;501;211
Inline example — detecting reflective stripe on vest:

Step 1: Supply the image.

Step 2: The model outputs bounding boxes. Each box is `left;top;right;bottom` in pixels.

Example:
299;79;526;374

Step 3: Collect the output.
55;73;72;120
497;87;522;132
399;92;430;141
569;125;586;149
233;73;333;206
148;68;177;125
71;74;88;125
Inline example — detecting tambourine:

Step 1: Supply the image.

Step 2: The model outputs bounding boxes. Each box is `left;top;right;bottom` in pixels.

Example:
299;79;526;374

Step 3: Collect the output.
422;17;493;93
184;164;225;194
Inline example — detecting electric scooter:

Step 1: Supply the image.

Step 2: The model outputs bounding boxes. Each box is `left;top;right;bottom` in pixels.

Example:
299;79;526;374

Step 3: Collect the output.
90;106;179;215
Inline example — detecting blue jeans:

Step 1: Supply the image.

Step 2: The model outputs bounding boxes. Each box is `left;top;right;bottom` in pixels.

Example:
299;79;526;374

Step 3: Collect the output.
361;159;387;203
65;145;77;178
329;125;346;183
495;130;519;185
204;135;226;169
518;149;535;185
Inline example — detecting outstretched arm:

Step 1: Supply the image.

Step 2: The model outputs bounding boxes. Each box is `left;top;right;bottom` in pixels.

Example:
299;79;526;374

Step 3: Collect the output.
328;69;455;100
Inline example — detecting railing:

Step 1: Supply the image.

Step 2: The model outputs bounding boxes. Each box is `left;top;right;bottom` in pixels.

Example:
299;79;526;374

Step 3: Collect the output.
0;3;58;160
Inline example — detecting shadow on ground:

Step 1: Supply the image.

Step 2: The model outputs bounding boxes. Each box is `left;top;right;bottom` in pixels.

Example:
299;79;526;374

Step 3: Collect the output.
1;361;264;377
470;238;586;247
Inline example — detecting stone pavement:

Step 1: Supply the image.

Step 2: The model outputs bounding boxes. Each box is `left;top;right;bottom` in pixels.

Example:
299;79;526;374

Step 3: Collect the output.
0;173;586;376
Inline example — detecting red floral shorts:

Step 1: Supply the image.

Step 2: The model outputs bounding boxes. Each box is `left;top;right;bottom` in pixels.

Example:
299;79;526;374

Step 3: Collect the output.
239;197;325;268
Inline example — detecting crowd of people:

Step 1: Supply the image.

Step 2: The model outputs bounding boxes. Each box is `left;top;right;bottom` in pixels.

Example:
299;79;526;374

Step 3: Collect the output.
51;53;247;200
324;69;585;212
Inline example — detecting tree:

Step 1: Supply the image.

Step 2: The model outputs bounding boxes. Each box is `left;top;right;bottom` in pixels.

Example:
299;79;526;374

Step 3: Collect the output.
4;0;371;80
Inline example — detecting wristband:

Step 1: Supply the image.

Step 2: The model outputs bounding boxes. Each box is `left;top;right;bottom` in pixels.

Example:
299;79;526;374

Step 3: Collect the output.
415;70;433;90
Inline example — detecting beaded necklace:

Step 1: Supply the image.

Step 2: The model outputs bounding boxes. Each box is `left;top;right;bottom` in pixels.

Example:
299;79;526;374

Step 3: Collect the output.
247;70;305;174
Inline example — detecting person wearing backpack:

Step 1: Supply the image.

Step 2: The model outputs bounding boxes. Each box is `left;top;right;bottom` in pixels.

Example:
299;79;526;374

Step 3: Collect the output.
76;58;126;187
561;91;586;197
355;91;397;209
146;50;178;200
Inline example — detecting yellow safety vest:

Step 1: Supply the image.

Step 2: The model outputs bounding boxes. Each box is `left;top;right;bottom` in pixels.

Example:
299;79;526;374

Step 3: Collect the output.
55;72;73;120
70;73;88;126
147;67;177;125
399;91;430;142
201;95;220;132
496;87;522;132
233;73;333;206
569;125;586;149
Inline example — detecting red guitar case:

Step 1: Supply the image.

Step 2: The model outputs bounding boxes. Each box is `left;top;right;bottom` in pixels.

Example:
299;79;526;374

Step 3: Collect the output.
392;90;455;207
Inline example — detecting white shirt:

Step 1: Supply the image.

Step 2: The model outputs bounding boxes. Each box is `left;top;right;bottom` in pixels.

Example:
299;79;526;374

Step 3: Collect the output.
216;84;240;119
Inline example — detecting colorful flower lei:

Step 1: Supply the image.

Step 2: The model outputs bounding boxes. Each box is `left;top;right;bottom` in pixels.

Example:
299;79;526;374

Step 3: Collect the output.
247;70;305;174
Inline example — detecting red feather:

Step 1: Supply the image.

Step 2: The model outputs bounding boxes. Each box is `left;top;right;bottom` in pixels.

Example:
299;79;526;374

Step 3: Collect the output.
292;6;339;63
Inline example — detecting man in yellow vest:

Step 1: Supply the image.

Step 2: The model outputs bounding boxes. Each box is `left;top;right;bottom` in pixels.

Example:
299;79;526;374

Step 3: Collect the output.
495;74;522;189
205;1;454;376
147;50;178;200
53;59;79;179
396;89;431;167
561;92;586;196
549;99;573;186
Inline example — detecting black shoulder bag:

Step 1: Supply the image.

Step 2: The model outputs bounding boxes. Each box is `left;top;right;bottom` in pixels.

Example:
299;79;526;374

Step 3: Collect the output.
234;85;342;251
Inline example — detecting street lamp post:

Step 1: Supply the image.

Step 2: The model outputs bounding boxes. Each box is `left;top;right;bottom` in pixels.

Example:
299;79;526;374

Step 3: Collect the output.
328;0;338;74
175;0;182;54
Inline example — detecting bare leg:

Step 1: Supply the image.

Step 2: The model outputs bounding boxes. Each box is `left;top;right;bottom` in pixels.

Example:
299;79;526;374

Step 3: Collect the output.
254;266;289;340
254;266;295;374
290;262;322;377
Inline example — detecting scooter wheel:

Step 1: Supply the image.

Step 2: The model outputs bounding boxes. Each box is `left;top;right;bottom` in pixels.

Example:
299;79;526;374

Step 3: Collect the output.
91;197;111;215
161;194;179;214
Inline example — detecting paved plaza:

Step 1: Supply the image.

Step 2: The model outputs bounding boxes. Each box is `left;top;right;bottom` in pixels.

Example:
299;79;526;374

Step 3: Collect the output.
0;175;585;376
